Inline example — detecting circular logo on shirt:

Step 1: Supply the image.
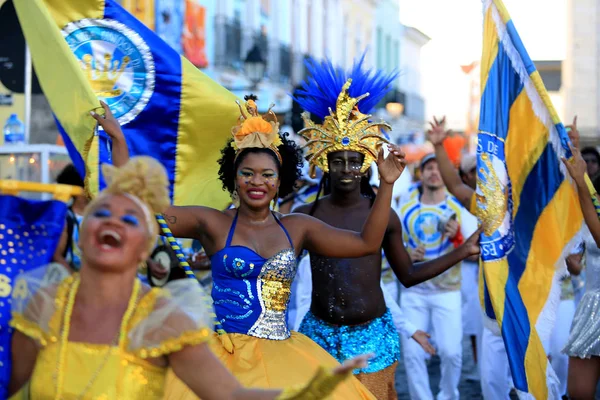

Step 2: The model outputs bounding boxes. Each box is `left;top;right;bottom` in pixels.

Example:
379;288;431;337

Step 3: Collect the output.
412;211;444;247
62;18;155;126
476;133;515;261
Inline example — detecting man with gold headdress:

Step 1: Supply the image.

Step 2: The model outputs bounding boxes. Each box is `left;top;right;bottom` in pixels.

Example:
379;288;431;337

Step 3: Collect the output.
293;57;482;400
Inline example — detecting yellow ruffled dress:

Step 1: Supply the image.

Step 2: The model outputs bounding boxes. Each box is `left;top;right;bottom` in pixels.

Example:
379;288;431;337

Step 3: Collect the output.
163;213;375;400
9;270;213;400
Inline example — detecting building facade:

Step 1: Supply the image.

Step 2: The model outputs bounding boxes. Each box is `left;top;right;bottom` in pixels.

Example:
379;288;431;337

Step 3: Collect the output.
563;0;600;146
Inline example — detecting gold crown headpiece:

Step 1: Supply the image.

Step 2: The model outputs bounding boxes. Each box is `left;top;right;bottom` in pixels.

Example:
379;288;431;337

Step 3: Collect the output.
231;96;283;164
298;79;391;178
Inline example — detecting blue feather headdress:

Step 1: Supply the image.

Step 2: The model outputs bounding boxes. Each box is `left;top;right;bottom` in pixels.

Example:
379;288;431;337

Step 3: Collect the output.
293;53;398;177
293;52;399;119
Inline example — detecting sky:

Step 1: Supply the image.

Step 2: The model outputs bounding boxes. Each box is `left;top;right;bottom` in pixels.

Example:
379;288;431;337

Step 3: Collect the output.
399;0;567;130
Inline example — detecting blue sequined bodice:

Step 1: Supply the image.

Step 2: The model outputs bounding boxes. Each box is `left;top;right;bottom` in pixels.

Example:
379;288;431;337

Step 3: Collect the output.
211;213;297;340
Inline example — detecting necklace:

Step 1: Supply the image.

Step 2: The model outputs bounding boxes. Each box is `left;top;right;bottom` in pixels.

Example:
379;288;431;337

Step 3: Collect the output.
54;276;140;400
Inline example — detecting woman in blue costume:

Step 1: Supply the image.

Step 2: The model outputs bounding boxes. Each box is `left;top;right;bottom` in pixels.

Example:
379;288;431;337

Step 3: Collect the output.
96;94;407;399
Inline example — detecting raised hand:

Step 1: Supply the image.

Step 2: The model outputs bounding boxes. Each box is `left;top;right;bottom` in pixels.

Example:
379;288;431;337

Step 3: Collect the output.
377;144;407;184
561;142;587;186
566;116;579;150
90;101;125;142
411;330;436;355
427;116;451;146
332;353;374;375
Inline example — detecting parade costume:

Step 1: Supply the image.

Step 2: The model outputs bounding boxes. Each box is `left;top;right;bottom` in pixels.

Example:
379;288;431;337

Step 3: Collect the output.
9;157;373;400
398;157;466;400
564;225;600;359
293;56;402;399
164;99;375;400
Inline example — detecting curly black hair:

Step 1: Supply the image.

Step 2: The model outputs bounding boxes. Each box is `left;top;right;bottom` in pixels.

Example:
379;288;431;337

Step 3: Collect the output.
57;164;84;187
217;132;303;199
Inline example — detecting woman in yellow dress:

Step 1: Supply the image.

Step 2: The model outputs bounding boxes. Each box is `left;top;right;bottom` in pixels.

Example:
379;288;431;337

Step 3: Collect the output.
96;91;407;400
8;156;370;400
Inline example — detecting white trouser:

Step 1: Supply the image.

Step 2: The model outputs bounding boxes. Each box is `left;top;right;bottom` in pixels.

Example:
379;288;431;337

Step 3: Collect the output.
480;326;513;399
401;290;462;400
550;299;576;396
461;262;483;337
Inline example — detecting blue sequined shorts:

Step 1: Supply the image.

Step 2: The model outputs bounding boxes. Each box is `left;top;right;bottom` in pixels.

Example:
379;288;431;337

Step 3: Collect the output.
298;309;400;374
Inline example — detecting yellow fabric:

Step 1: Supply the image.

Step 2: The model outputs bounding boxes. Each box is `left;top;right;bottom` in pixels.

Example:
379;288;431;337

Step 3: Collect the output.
28;341;166;399
10;272;213;399
13;0;101;197
585;173;597;195
174;59;239;208
276;366;348;400
163;332;376;400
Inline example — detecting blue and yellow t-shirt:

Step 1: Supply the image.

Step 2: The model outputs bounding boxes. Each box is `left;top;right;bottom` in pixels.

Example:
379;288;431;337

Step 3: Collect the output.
399;195;464;292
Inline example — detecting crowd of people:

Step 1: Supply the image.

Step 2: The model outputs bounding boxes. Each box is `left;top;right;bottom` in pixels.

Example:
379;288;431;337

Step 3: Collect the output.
5;58;600;400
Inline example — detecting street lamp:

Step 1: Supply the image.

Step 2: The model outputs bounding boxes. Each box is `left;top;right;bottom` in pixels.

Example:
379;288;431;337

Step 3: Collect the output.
386;102;404;119
244;44;266;90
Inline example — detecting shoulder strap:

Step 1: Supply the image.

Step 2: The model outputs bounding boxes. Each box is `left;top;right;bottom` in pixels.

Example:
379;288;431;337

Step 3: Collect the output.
273;213;294;248
225;212;239;247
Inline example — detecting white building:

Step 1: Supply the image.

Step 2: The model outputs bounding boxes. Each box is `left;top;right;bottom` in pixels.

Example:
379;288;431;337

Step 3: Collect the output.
563;0;600;146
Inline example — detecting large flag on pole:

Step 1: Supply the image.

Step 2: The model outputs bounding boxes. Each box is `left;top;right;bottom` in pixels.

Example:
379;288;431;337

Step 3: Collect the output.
13;0;239;208
477;0;584;398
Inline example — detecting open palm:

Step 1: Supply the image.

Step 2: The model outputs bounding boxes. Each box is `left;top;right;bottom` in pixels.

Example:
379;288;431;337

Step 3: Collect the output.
377;145;407;184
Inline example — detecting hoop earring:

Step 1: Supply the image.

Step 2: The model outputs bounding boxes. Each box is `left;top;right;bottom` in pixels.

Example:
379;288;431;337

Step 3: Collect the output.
231;189;240;208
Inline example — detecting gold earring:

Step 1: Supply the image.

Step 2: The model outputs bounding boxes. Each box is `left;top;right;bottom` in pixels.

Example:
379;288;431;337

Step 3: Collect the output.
231;189;240;208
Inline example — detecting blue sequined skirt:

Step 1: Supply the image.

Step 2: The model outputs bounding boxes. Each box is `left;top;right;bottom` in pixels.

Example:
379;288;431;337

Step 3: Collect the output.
298;309;400;374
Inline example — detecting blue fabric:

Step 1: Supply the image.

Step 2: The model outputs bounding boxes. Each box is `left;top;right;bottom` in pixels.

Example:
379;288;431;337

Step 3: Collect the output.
293;52;398;119
299;310;400;374
58;0;182;197
210;213;294;335
0;195;68;400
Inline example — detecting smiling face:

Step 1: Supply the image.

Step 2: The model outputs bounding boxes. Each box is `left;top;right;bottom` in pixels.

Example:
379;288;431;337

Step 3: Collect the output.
235;151;281;209
327;151;365;193
421;159;444;191
79;194;151;272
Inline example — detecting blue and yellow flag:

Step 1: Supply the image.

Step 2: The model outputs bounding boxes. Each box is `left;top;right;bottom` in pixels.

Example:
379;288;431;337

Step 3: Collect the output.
0;188;72;399
13;0;239;208
476;0;583;397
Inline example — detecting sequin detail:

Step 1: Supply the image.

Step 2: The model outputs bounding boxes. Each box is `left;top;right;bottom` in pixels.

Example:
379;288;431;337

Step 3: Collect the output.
299;309;400;374
564;289;600;358
248;249;297;340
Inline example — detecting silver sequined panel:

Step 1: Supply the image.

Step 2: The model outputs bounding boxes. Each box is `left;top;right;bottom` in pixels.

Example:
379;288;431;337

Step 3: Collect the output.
247;249;297;340
564;229;600;358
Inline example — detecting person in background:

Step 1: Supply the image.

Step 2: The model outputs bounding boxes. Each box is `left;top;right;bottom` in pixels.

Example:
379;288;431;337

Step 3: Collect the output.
53;164;89;272
457;154;483;382
292;59;480;399
398;153;469;400
560;119;600;399
581;145;600;180
426;117;516;399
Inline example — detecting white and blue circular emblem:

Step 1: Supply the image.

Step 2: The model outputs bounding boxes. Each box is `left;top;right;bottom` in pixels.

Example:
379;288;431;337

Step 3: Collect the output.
62;19;155;126
476;133;515;261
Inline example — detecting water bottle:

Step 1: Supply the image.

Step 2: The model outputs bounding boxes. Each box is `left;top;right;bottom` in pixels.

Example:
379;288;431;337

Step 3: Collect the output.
3;114;25;145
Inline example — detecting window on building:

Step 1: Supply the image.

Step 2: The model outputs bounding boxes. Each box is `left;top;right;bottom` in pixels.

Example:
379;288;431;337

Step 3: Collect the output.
377;28;383;69
394;40;399;71
386;35;391;71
